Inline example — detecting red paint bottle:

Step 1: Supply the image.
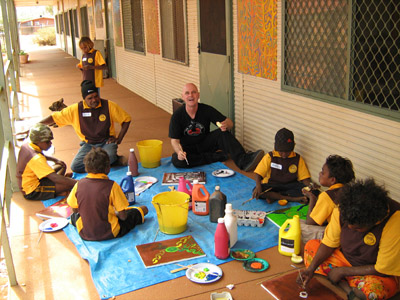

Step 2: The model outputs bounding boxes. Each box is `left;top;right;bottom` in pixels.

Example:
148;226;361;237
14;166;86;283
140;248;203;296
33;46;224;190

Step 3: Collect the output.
214;218;230;259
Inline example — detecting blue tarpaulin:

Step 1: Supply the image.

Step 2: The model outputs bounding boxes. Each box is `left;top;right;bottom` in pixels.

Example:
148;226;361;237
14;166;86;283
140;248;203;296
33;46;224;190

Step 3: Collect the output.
43;157;299;299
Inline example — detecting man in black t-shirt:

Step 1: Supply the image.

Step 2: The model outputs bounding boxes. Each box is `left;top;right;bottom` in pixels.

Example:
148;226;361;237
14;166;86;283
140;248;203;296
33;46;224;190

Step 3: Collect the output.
169;83;264;171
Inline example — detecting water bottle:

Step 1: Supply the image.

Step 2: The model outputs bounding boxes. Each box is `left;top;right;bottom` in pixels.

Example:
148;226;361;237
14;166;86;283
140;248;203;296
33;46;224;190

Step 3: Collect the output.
128;148;139;176
192;180;210;216
279;215;301;256
178;177;193;210
209;186;227;223
214;218;230;259
224;203;238;247
120;171;136;205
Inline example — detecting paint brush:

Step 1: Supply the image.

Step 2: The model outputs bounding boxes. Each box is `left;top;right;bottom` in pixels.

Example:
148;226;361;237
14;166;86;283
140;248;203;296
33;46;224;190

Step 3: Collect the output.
170;264;193;273
291;264;306;290
178;144;189;165
241;188;271;205
153;228;160;242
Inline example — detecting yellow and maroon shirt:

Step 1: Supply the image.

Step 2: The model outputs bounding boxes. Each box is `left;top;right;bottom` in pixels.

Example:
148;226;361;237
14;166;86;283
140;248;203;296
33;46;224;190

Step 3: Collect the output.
77;48;106;88
310;183;344;225
67;173;144;241
254;150;310;184
16;142;55;195
323;200;400;276
52;99;131;144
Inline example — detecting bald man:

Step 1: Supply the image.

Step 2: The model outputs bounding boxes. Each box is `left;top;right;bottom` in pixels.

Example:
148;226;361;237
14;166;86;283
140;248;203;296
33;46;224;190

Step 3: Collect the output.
169;83;263;171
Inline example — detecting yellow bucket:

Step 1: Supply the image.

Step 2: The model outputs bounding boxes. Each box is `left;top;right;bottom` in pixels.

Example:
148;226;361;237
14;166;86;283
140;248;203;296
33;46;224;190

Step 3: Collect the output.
136;139;163;168
152;191;190;234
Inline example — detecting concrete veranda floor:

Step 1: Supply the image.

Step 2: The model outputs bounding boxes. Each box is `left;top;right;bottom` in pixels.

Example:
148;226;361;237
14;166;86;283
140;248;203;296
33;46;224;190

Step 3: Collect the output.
7;46;359;300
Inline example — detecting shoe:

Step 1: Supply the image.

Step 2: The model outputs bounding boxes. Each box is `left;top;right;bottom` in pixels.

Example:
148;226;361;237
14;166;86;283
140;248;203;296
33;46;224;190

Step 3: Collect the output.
115;155;128;166
241;150;264;172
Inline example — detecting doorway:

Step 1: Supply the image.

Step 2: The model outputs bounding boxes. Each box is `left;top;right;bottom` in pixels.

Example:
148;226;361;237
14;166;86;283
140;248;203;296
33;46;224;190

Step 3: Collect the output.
105;0;116;79
198;0;233;120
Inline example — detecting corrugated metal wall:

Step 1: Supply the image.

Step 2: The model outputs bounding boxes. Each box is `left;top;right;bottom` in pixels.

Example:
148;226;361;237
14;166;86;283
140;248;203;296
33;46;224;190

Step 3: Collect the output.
232;0;400;201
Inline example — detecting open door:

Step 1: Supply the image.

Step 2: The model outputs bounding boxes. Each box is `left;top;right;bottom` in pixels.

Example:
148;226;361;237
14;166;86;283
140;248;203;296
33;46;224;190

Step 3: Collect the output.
105;0;116;78
198;0;233;120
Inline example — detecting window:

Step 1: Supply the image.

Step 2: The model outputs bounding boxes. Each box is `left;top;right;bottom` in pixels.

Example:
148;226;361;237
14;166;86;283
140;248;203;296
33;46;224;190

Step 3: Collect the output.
80;6;89;37
64;12;70;36
160;0;187;63
73;9;79;38
283;0;400;120
55;14;60;34
60;14;64;33
121;0;144;52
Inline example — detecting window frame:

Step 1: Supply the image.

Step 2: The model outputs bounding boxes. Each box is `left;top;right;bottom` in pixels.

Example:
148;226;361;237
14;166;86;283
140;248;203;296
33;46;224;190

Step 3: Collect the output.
281;0;400;122
121;0;145;53
159;0;188;65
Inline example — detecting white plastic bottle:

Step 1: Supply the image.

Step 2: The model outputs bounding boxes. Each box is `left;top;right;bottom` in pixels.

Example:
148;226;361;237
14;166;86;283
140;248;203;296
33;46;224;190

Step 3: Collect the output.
224;203;238;248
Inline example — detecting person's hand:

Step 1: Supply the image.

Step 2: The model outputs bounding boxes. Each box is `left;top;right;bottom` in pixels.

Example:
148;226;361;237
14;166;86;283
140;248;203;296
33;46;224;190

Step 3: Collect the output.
140;205;148;216
219;120;229;132
252;186;262;199
106;136;118;144
65;172;73;178
327;267;346;284
297;268;314;288
298;196;309;204
177;149;187;161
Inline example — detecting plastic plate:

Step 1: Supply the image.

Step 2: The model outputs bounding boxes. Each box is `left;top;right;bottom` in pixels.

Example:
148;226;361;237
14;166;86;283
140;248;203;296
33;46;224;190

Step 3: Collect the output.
212;169;235;178
230;249;255;261
186;263;223;284
242;258;269;272
39;217;69;232
134;176;158;194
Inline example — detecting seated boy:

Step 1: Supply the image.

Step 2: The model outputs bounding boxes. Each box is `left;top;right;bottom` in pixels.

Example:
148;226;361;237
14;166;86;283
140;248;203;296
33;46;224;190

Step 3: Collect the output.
300;155;355;242
16;123;77;200
252;128;312;203
67;147;148;241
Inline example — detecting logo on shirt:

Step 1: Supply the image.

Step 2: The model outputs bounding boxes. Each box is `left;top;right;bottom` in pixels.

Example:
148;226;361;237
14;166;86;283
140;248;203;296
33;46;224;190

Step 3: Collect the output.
289;164;297;173
184;120;204;136
364;232;376;246
99;114;106;121
88;58;94;64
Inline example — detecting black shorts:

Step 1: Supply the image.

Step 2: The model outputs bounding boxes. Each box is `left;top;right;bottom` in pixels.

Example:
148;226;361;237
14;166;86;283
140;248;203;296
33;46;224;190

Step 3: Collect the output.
24;177;56;201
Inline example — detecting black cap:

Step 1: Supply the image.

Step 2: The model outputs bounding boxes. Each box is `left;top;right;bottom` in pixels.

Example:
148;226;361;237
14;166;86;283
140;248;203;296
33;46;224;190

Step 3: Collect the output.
274;128;295;152
81;80;98;99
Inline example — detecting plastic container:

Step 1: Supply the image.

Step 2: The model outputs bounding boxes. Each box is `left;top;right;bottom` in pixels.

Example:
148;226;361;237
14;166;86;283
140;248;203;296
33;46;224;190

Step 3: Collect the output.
192;180;210;216
209;186;227;223
136;139;163;168
120;172;136;205
278;214;301;256
224;203;238;247
177;177;193;210
214;218;230;259
128;148;139;176
152;191;190;234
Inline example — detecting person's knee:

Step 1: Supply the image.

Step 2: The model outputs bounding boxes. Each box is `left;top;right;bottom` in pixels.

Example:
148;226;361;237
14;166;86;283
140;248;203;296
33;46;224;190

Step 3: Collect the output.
71;159;86;173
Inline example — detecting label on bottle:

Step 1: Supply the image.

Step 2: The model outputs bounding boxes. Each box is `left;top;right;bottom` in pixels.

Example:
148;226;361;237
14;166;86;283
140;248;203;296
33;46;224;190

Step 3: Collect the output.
194;201;206;212
280;238;295;253
126;192;136;204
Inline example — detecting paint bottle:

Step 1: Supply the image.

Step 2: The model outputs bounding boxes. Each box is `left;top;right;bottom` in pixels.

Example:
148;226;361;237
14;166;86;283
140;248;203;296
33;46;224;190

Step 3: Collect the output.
191;180;210;216
214;218;230;259
209;186;227;223
224;203;238;247
178;177;193;210
120;171;136;205
128;148;139;177
278;214;301;256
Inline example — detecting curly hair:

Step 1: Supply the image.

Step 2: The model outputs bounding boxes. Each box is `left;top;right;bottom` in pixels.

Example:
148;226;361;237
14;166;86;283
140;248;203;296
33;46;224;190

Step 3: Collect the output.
339;178;390;227
325;155;355;184
83;147;110;174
